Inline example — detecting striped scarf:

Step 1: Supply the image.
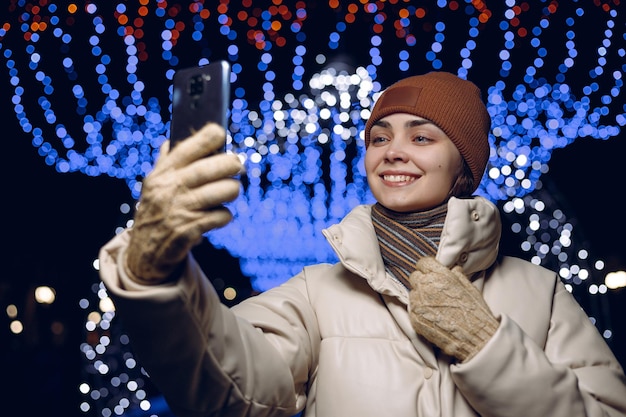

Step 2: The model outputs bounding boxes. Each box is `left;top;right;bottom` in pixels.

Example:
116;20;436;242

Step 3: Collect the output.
371;202;448;288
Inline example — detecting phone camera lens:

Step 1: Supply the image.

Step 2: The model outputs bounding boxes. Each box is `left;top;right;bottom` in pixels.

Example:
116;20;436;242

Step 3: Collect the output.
189;75;204;96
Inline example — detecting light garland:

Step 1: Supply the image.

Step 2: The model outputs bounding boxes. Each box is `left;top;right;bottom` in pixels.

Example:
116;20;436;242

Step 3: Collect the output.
1;1;624;415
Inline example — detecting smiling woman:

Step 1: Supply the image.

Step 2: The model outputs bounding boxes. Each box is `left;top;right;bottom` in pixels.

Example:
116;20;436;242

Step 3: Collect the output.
98;70;626;417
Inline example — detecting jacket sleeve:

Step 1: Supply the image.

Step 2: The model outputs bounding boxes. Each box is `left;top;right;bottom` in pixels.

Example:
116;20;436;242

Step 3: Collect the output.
98;230;319;417
450;275;626;417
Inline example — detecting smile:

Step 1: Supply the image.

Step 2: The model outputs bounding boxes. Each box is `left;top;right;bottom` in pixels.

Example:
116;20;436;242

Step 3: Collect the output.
382;174;416;183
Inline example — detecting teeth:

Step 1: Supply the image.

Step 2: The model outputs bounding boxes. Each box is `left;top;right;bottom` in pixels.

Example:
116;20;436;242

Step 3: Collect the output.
383;175;415;183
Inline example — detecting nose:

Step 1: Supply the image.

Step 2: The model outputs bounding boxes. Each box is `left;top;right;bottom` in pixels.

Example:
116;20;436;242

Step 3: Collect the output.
385;139;409;162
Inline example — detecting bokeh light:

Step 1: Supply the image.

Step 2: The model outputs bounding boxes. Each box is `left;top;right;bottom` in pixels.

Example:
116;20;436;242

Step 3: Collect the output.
1;1;624;415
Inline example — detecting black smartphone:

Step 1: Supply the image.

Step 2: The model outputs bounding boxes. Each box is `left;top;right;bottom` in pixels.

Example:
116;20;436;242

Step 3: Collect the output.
170;60;231;147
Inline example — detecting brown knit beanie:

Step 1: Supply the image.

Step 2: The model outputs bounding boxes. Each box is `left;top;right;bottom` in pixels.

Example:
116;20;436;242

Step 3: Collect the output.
364;72;491;189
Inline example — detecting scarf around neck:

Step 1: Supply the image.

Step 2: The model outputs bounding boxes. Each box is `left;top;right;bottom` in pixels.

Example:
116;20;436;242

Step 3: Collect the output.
371;202;448;288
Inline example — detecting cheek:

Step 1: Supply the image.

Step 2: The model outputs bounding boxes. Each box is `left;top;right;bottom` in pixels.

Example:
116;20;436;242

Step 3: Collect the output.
436;148;463;174
436;161;458;173
433;156;462;185
433;159;453;172
364;152;375;174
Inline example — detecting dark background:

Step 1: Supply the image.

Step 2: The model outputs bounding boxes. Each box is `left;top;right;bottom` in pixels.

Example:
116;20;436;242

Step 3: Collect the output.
1;2;626;416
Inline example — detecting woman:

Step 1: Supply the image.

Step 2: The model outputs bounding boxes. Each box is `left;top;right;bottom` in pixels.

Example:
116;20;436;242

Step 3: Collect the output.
99;72;626;416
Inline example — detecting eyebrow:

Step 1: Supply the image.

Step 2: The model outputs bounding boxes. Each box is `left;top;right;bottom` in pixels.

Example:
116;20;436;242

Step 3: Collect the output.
373;118;435;129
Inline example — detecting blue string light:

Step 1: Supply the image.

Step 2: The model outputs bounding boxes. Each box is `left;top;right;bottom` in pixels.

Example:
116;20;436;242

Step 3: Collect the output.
1;1;624;415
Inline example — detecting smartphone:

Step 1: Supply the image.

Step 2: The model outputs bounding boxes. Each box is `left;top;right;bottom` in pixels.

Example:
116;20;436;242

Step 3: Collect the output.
170;60;231;147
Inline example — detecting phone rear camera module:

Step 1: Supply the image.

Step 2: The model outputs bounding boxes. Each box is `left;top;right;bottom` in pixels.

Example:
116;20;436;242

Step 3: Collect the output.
188;74;204;97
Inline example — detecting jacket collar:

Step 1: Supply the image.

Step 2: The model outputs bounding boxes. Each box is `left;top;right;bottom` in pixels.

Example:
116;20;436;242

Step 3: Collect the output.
437;196;501;276
322;196;502;302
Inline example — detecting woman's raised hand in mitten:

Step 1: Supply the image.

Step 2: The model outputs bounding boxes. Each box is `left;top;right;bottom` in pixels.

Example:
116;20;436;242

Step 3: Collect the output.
124;123;243;284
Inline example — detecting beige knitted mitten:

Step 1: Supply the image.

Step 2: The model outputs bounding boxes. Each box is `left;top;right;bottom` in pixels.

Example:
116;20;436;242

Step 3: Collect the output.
408;256;499;362
124;123;242;284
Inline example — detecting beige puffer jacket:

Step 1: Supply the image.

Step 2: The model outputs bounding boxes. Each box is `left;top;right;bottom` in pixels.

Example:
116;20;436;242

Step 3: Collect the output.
99;196;626;417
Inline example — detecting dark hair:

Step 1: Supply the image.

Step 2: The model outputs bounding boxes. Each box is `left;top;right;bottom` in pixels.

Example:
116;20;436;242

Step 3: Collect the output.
449;160;476;198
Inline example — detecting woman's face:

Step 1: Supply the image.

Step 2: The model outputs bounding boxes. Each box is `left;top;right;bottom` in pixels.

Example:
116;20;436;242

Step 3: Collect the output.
365;113;463;212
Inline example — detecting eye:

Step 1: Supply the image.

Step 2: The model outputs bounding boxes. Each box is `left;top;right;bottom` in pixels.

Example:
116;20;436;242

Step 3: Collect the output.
370;135;389;145
412;135;432;144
